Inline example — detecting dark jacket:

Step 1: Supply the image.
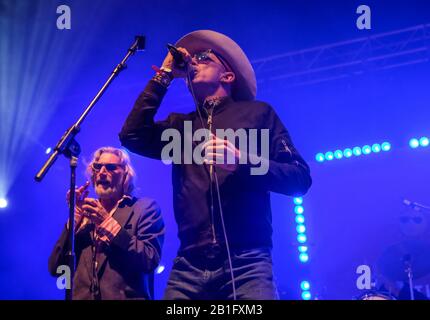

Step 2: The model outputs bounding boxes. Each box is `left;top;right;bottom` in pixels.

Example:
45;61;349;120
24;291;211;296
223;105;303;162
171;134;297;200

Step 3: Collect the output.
48;197;164;300
119;80;311;254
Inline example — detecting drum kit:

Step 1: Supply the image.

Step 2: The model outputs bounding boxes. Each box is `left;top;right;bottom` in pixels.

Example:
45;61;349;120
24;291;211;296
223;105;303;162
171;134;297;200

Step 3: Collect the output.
358;199;430;300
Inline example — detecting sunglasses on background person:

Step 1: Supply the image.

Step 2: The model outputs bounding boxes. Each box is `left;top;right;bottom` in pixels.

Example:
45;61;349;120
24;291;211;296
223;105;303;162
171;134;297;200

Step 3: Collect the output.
92;162;124;172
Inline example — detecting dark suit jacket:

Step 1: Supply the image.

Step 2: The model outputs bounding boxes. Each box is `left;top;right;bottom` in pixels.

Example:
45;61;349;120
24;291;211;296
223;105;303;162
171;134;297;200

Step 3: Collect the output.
48;197;164;300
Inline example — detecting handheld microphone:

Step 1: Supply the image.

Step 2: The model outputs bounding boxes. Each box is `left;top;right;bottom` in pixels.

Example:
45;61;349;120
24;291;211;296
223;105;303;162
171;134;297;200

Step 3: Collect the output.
166;43;187;69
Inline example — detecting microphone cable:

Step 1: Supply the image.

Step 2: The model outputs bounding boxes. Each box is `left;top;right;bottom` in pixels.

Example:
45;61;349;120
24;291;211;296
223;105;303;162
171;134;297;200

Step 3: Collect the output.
185;64;237;300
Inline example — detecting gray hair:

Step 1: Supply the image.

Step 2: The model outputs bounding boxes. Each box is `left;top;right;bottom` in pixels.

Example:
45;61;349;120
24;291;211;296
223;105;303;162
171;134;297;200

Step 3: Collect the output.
86;146;136;195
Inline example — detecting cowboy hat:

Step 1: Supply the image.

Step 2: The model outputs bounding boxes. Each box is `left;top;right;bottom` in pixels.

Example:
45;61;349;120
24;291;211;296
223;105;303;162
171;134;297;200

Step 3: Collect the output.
175;30;256;101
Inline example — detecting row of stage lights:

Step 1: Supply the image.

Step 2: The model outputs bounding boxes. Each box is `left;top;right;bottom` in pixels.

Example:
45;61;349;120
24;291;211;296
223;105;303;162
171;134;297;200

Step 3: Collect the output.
315;142;391;162
315;136;429;163
294;197;311;300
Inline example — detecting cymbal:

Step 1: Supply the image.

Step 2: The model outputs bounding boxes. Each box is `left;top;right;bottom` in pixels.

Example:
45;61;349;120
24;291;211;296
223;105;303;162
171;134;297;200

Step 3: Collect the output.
377;240;430;281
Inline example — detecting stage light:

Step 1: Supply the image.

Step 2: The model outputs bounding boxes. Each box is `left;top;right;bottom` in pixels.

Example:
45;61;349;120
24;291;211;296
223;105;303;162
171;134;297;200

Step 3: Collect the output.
297;234;307;243
301;281;310;291
155;265;165;274
299;253;309;263
45;147;52;155
295;215;305;224
371;143;381;153
334;150;343;159
420;137;429;147
362;145;371;155
343;148;353;158
381;142;391;151
296;224;306;234
294;197;303;205
353;147;362;156
324;152;334;161
301;291;311;300
0;198;8;209
298;246;308;253
315;153;325;162
0;1;109;204
409;138;419;149
295;206;304;214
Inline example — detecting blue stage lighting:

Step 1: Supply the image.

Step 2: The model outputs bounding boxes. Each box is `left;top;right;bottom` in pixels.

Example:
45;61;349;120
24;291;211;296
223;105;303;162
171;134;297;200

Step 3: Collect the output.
343;148;353;158
296;224;306;234
381;142;391;151
301;281;310;291
299;253;309;263
420;137;429;147
315;153;325;162
298;246;308;253
334;150;343;159
371;143;381;153
297;234;307;243
155;265;165;274
295;215;305;224
324;152;334;161
295;206;304;214
302;291;311;300
362;145;371;154
409;138;419;148
0;198;8;209
294;197;303;205
353;147;362;156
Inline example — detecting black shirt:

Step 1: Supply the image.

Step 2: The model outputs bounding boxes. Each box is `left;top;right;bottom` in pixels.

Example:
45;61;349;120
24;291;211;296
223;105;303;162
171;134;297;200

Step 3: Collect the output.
119;80;312;254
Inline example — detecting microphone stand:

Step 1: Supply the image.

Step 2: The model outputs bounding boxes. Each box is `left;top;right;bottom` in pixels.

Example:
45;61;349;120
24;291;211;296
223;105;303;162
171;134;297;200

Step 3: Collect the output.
34;35;145;300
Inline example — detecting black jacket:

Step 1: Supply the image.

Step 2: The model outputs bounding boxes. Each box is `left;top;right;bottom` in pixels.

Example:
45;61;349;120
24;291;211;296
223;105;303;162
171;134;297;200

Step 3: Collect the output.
119;80;311;254
48;197;164;300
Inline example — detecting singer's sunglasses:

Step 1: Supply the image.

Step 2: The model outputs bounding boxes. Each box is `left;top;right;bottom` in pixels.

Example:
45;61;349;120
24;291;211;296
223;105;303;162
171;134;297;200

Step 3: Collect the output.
193;49;232;72
92;162;124;172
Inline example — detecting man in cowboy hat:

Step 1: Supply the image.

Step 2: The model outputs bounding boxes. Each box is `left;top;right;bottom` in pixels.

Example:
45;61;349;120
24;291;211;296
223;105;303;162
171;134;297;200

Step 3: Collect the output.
119;30;311;299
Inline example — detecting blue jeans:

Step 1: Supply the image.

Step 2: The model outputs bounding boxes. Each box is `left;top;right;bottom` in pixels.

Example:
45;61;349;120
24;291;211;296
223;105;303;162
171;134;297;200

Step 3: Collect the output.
163;247;279;300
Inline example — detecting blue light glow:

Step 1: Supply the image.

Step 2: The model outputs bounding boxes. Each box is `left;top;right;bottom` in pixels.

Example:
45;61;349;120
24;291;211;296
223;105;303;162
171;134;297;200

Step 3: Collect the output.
325;152;334;161
296;224;306;234
301;281;310;291
353;147;362;156
298;246;308;253
297;234;307;243
371;143;381;153
381;142;391;151
315;153;325;162
0;198;8;209
302;291;311;300
155;265;165;274
299;253;309;262
295;215;305;224
420;137;429;147
343;148;353;158
334;150;343;159
409;138;419;148
362;145;371;154
295;206;304;214
294;197;303;205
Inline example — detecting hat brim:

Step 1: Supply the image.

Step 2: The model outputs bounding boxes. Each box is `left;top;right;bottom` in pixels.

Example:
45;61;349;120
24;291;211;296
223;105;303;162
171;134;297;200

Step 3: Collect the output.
175;30;256;101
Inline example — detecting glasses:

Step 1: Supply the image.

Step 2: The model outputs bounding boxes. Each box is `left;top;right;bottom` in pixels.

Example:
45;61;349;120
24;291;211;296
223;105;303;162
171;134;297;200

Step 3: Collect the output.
92;162;123;172
193;49;231;71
